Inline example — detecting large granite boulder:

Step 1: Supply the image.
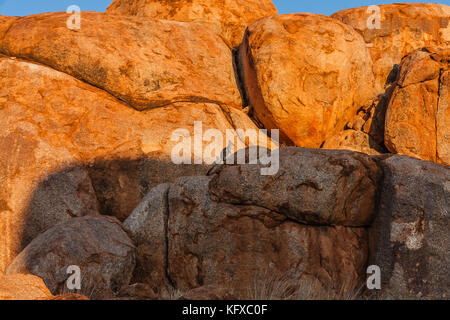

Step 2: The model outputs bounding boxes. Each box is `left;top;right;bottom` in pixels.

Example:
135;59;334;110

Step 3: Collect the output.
0;12;242;110
0;56;264;273
124;148;375;298
369;155;450;299
385;47;449;165
106;0;278;48
332;3;450;93
238;13;376;148
210;148;382;226
5;217;136;300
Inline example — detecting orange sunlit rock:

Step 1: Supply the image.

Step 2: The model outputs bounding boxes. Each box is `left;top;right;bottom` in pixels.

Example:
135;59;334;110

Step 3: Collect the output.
106;0;278;48
332;3;450;93
385;47;450;165
238;14;376;148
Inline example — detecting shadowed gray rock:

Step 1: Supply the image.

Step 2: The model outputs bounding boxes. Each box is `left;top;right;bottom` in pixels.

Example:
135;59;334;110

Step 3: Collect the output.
124;152;370;298
5;216;136;300
210;147;383;226
369;155;450;299
123;183;171;293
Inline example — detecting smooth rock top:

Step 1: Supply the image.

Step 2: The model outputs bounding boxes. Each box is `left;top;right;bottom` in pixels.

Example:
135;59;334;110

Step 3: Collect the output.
106;0;278;48
385;47;450;165
332;3;450;93
238;13;376;148
0;12;242;110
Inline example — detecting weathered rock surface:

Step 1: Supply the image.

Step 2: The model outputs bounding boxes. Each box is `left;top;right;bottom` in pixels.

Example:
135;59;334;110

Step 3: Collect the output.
0;56;264;273
106;0;278;48
0;12;242;110
0;2;448;301
0;16;18;38
124;184;170;292
124;149;372;297
384;47;450;165
332;3;450;93
210;148;382;226
370;155;450;299
172;176;367;297
0;274;52;300
5;216;136;300
238;13;376;147
345;88;394;147
0;55;102;272
125;148;450;299
21;167;100;248
322;130;384;155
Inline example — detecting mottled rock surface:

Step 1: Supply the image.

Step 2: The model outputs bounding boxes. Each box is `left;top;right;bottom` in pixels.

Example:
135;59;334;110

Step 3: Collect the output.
210;148;382;226
0;15;18;38
332;3;450;93
168;176;368;297
370;155;450;299
322;130;384;155
0;2;449;301
124;149;373;298
385;47;450;165
0;274;52;300
123;184;170;293
5;216;136;300
107;0;278;48
0;12;242;110
21;167;100;248
238;13;376;147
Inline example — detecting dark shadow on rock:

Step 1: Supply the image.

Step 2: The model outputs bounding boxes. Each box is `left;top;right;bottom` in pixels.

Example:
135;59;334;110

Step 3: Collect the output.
363;69;399;151
385;64;400;88
19;157;212;254
20;165;99;251
86;157;211;221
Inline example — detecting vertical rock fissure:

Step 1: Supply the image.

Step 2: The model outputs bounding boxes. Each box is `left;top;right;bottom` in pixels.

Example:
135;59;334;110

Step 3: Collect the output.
217;103;248;147
366;156;390;280
218;103;238;131
163;185;176;289
435;68;443;162
232;47;249;108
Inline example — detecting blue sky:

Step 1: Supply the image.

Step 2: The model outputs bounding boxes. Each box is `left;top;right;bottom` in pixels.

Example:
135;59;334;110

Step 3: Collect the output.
0;0;448;17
